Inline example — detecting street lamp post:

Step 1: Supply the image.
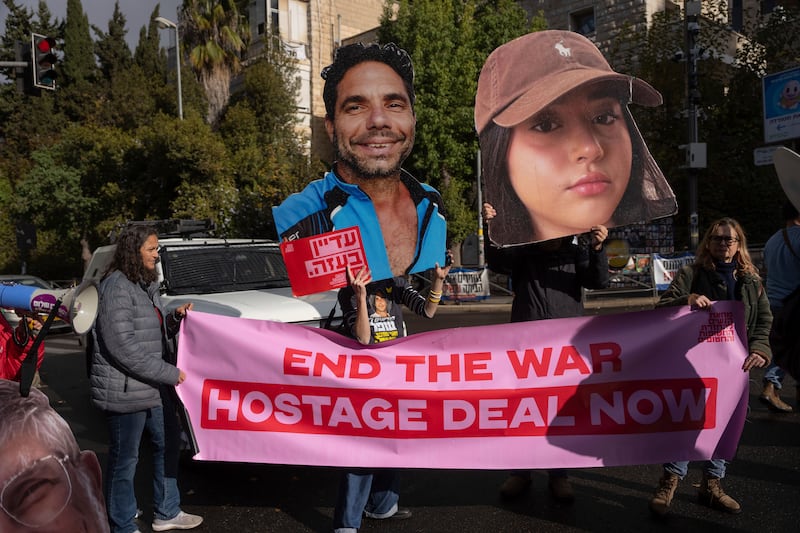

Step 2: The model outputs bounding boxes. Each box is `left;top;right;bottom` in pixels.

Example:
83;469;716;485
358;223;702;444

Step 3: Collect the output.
155;16;183;120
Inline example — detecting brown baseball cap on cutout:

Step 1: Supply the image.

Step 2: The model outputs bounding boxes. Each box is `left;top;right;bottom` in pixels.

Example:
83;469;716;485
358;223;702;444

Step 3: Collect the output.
475;30;662;134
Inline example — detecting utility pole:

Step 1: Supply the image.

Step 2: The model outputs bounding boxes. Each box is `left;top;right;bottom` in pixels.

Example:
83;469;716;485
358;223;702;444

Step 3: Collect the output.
683;0;706;250
476;149;484;266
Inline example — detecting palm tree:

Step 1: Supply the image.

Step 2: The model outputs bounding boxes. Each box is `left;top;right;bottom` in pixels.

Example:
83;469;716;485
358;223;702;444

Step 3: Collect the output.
180;0;249;125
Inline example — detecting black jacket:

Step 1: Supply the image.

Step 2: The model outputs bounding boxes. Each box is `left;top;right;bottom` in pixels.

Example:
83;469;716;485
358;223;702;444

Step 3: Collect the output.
486;236;609;322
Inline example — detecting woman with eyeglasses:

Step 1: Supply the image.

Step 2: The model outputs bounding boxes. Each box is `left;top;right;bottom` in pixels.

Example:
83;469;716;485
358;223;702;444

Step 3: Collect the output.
649;217;772;517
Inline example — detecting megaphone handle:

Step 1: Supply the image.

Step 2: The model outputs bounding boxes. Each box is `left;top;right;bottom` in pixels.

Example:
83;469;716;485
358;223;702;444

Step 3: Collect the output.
19;299;61;397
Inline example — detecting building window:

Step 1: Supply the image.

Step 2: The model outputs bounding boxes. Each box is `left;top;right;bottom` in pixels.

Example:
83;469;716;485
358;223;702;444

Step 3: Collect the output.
731;0;743;31
571;8;595;37
270;0;280;35
288;0;308;44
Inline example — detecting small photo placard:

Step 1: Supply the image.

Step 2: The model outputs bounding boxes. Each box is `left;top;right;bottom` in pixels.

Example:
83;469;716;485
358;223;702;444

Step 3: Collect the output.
280;227;368;296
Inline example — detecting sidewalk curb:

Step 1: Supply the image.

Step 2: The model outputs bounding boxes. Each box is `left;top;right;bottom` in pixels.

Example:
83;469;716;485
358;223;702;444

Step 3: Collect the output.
436;295;658;314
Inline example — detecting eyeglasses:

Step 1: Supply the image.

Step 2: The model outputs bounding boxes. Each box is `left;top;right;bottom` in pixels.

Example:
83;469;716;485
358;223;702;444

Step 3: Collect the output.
1;454;72;528
710;236;739;245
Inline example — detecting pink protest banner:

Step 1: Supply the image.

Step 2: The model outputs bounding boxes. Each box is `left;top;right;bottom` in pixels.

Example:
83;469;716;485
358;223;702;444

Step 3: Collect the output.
279;227;367;296
175;302;749;470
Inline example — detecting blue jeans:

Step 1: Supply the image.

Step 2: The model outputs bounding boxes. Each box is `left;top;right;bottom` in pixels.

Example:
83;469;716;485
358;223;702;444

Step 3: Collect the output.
333;469;399;532
764;361;786;388
105;406;181;533
665;459;727;479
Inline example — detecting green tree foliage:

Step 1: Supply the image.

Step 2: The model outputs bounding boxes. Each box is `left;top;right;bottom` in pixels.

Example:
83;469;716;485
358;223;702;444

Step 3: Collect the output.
0;170;17;269
129;8;206;124
0;0;33;52
7;0;793;278
181;0;249;126
219;41;324;238
0;0;316;277
705;4;800;243
9;149;97;275
133;7;167;78
59;0;103;122
91;3;160;129
62;0;94;83
52;124;139;237
379;0;535;245
612;1;800;246
132;114;238;232
93;1;132;79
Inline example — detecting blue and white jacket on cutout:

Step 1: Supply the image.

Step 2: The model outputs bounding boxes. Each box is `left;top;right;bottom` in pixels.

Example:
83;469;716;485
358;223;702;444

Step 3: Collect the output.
273;167;447;281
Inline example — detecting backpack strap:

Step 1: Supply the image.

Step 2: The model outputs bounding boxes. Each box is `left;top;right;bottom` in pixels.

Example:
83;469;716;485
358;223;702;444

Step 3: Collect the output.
782;228;800;261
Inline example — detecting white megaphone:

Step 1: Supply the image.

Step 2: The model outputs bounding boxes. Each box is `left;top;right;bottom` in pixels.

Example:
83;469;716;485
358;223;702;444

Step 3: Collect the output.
0;280;99;335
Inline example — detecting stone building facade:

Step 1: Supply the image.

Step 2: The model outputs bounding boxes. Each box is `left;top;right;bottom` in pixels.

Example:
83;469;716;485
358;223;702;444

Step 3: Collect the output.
248;0;789;164
247;0;388;164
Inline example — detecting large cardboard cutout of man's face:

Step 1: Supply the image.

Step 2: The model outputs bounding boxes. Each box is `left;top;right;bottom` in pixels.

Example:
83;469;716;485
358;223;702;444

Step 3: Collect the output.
274;53;447;291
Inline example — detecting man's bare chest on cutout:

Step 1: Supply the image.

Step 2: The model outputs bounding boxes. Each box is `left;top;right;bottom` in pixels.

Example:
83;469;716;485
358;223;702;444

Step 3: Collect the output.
377;206;418;276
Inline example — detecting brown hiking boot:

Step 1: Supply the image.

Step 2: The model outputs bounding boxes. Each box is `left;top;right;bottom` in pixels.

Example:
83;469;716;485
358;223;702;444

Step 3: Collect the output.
759;382;793;413
548;475;575;504
698;474;741;514
499;474;532;500
649;472;679;516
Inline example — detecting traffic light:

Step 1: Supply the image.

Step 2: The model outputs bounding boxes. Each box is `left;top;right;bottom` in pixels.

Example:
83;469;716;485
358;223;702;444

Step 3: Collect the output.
31;33;58;90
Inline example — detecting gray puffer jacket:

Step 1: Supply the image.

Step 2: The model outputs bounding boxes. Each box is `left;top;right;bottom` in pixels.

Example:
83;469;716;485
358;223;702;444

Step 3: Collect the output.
89;270;181;413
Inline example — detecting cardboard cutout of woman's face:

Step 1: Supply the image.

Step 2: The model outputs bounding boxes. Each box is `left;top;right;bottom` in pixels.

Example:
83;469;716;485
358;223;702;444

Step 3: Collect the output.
476;30;677;247
503;84;633;242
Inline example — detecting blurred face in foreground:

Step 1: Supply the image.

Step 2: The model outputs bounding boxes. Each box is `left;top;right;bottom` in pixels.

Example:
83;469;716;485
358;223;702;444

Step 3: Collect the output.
506;83;632;240
0;440;107;532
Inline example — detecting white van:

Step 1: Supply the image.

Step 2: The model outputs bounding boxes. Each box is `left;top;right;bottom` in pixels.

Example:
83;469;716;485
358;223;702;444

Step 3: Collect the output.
83;222;341;328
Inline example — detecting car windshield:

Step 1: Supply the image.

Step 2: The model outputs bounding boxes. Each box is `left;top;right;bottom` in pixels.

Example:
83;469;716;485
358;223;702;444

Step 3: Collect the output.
160;244;291;295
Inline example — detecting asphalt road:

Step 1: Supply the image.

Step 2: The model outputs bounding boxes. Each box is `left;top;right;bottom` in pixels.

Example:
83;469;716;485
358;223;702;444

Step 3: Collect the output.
38;301;800;533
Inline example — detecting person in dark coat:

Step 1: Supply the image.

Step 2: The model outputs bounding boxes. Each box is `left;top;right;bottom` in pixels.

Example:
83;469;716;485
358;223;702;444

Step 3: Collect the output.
483;202;609;503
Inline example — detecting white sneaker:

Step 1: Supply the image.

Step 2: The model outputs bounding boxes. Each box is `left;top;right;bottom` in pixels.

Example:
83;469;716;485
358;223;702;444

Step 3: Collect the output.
152;511;203;531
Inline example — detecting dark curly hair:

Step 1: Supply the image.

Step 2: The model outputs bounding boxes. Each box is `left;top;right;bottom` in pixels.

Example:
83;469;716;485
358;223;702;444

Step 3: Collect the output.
106;225;159;284
322;42;415;118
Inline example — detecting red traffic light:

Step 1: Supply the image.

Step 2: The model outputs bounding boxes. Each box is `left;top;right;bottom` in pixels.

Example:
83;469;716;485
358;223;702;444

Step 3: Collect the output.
36;37;55;54
30;33;58;90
